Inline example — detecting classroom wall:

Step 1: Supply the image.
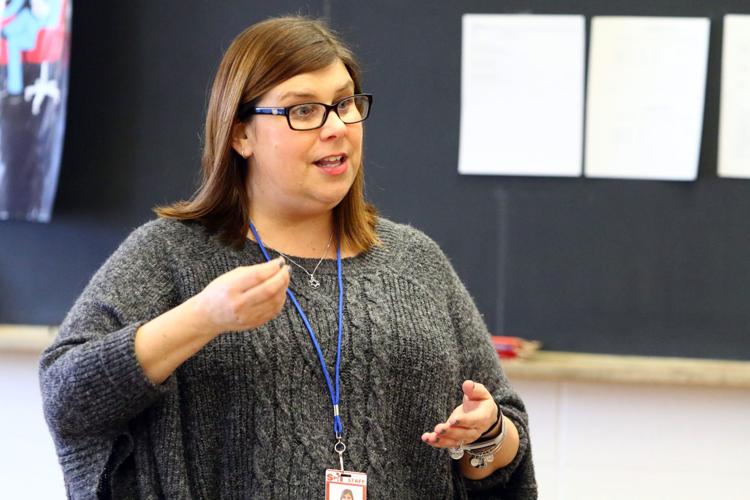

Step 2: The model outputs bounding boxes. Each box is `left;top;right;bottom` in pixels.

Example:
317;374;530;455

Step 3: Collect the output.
5;1;750;360
3;350;749;499
0;352;65;498
3;3;750;498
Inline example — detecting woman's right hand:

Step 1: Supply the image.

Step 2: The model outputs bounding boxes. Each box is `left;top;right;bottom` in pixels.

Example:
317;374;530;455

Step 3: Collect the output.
193;256;291;335
135;257;290;384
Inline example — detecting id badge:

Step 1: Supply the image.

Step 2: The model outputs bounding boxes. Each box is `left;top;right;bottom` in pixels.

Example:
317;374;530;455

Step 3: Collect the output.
325;469;368;500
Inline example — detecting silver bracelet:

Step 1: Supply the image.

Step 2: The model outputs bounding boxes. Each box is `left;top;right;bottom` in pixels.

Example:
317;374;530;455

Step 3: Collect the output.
448;409;506;468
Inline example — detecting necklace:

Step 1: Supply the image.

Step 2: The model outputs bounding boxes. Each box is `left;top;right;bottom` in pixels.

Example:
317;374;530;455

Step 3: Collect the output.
276;232;334;288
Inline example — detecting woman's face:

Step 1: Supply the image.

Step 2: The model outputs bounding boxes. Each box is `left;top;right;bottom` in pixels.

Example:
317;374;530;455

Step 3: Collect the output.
236;60;363;220
341;493;354;500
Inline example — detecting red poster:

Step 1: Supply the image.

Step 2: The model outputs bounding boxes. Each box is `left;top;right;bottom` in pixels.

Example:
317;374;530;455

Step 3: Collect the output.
0;0;70;222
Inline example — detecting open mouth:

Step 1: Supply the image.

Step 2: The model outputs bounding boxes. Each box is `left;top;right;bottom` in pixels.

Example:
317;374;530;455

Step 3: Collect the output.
314;154;347;168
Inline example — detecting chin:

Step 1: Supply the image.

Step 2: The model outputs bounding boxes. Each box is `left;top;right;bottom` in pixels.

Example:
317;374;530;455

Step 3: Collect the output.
317;186;353;209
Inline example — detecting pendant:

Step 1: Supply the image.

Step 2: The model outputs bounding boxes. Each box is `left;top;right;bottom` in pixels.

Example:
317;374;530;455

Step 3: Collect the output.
448;447;464;460
309;276;321;288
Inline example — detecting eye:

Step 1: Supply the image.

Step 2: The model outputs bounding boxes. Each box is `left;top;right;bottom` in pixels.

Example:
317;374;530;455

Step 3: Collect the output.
337;97;353;112
290;104;317;119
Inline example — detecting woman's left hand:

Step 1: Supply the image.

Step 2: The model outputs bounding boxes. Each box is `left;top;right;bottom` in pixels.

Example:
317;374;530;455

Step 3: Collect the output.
421;380;499;448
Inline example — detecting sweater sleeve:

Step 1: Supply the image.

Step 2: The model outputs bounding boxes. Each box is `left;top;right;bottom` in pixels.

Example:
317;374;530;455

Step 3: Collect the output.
418;234;538;498
39;221;181;494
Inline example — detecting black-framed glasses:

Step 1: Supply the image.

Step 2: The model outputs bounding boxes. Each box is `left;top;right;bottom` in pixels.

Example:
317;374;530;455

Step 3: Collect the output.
238;93;373;131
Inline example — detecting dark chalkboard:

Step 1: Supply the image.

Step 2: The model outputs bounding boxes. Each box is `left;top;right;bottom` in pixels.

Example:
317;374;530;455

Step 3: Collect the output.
2;1;749;360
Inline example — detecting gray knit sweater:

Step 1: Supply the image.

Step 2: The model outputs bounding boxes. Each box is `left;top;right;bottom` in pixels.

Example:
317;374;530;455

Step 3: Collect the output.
40;218;537;499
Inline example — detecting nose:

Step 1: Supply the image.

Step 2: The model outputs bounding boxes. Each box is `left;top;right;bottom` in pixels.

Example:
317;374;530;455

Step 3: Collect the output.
319;108;348;139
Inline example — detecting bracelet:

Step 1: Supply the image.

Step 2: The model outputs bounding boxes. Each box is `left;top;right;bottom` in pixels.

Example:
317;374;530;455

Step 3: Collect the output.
478;401;502;438
448;408;506;469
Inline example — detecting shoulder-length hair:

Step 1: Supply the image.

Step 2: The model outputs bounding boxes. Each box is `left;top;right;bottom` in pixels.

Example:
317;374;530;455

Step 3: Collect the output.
156;16;378;251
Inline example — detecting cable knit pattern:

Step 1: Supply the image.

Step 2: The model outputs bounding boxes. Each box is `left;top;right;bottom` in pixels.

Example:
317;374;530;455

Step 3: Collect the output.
39;217;537;499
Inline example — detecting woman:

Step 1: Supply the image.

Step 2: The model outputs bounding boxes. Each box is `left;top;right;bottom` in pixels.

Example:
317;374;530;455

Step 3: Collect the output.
40;16;536;499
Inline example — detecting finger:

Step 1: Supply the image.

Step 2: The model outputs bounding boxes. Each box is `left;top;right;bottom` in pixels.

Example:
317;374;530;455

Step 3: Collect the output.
433;420;482;445
446;409;486;431
234;270;290;327
428;417;478;442
250;297;287;324
462;379;492;401
233;257;287;291
242;264;291;305
420;430;467;449
446;401;497;433
421;431;445;447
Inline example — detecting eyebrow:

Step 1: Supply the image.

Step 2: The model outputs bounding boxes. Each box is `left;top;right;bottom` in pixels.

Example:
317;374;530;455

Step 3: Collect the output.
277;83;355;103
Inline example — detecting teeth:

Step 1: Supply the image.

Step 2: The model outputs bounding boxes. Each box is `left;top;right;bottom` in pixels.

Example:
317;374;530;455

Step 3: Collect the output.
317;155;343;165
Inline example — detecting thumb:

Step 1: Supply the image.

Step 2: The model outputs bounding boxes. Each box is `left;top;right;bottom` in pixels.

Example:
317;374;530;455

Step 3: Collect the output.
462;379;491;401
234;256;286;291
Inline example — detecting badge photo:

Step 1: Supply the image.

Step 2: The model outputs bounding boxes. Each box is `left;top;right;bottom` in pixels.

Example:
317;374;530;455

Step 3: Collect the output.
325;469;367;500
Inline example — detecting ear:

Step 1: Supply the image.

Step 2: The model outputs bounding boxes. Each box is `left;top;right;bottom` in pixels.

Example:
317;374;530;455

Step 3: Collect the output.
231;121;253;159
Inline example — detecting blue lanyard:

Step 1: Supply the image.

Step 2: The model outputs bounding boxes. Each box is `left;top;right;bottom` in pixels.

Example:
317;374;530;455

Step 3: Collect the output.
248;222;345;439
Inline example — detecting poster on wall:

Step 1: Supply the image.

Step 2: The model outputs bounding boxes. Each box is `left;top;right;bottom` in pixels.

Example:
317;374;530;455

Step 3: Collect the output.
458;14;585;177
718;14;750;179
0;0;70;222
584;16;710;181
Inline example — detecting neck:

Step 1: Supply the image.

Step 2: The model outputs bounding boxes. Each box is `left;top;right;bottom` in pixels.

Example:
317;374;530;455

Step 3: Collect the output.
248;209;337;258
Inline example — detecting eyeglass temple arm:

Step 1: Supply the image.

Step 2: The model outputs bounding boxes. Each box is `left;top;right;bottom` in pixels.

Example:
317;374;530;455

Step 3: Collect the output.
250;107;287;116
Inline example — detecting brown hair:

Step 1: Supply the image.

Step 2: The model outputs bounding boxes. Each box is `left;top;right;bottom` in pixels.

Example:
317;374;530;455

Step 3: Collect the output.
156;16;378;250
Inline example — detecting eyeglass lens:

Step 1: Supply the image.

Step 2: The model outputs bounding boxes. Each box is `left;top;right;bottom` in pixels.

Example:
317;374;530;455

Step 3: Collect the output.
288;95;370;130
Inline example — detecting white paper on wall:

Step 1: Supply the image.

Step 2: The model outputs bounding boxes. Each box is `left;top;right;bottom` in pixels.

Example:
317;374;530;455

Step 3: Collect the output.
458;14;585;177
718;15;750;179
584;16;710;181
